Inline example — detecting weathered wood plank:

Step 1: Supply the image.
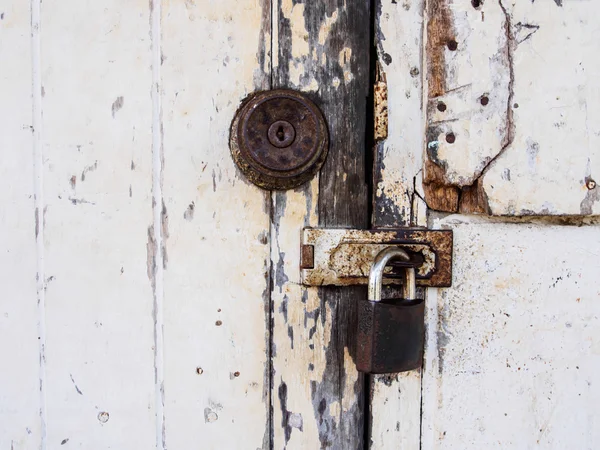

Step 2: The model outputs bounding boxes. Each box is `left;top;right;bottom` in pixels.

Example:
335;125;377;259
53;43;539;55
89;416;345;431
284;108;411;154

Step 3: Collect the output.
369;1;425;448
40;0;156;447
422;215;600;449
0;2;42;448
160;0;272;448
373;0;427;229
423;0;600;216
271;0;370;448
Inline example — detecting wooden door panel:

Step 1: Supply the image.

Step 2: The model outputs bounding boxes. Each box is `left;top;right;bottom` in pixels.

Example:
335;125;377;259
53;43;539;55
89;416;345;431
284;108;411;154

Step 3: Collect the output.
40;0;157;447
161;0;272;448
422;216;600;449
424;0;600;216
0;2;41;448
369;1;426;448
270;1;370;448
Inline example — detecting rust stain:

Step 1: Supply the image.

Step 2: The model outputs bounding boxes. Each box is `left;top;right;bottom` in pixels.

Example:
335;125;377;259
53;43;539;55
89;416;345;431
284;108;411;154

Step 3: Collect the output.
423;0;515;215
302;228;453;287
426;0;456;99
230;89;329;190
300;244;315;269
423;0;461;212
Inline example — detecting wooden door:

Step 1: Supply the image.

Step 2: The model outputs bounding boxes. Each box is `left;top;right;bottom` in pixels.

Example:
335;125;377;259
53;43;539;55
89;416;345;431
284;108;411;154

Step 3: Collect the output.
370;1;600;448
1;0;373;448
2;0;599;449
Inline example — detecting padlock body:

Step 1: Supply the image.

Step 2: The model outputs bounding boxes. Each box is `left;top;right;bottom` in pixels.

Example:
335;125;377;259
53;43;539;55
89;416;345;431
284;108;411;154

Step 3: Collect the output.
356;298;425;374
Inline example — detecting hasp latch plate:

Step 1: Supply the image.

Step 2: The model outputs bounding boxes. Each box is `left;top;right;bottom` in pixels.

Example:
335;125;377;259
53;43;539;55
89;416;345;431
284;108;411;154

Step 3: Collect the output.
300;228;453;287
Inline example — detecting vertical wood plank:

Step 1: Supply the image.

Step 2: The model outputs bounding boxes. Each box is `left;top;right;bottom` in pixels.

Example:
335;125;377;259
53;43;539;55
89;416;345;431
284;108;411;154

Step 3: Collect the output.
160;0;272;448
369;0;426;448
271;1;370;448
0;2;42;448
40;0;156;447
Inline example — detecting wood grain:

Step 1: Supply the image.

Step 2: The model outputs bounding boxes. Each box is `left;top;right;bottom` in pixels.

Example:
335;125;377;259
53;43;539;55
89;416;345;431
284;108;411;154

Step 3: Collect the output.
271;0;370;448
424;0;599;216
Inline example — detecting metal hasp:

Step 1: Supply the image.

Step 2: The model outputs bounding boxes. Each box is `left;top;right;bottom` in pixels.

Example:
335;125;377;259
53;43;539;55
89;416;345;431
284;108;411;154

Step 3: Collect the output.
300;228;453;287
229;89;329;190
357;247;425;374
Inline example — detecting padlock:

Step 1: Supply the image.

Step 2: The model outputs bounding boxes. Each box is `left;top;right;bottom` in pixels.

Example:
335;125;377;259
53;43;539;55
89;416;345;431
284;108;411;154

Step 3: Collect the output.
356;247;425;374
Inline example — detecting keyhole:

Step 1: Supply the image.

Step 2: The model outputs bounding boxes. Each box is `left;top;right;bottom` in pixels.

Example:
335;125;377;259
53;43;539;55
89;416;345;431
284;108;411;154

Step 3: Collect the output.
267;120;296;148
277;126;285;141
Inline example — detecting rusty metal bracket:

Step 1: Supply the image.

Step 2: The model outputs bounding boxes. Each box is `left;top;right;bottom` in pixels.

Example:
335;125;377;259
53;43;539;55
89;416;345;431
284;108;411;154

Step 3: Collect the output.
300;228;453;287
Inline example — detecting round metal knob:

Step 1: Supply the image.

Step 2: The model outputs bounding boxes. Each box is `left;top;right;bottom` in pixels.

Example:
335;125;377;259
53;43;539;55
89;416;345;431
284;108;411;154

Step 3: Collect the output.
229;89;329;190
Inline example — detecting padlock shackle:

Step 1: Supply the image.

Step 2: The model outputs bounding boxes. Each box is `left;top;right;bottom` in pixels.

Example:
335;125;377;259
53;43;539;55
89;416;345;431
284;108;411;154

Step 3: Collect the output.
368;247;416;301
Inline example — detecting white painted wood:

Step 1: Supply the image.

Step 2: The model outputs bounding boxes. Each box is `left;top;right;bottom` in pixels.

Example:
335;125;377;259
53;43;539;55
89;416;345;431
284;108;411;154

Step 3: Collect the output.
270;1;370;447
425;0;600;215
370;1;426;448
269;9;350;446
374;0;427;228
271;187;323;449
0;2;42;448
422;214;600;449
483;1;600;215
40;0;157;447
160;1;272;448
425;0;510;187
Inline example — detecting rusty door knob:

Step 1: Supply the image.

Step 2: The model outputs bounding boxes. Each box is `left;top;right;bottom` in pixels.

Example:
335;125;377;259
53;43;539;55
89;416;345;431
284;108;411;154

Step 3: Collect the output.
229;89;329;190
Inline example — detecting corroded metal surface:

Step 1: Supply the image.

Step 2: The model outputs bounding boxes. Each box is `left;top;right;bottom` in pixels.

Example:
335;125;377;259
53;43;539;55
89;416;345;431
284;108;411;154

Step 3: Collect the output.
300;228;453;287
358;248;424;374
357;298;425;374
230;89;329;190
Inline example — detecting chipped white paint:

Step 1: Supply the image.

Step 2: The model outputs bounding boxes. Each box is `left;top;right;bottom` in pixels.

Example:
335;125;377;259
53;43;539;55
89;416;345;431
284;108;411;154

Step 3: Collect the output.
270;2;368;447
0;2;42;449
160;0;271;448
2;0;272;449
4;1;599;449
281;0;320;91
318;10;339;45
483;1;600;215
370;1;426;448
426;0;510;187
271;186;326;449
422;214;600;449
374;0;427;227
426;0;600;215
39;0;156;447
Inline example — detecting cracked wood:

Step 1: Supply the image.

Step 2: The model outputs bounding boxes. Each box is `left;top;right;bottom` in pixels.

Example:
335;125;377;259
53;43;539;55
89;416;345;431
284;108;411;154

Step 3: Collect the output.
423;0;599;216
